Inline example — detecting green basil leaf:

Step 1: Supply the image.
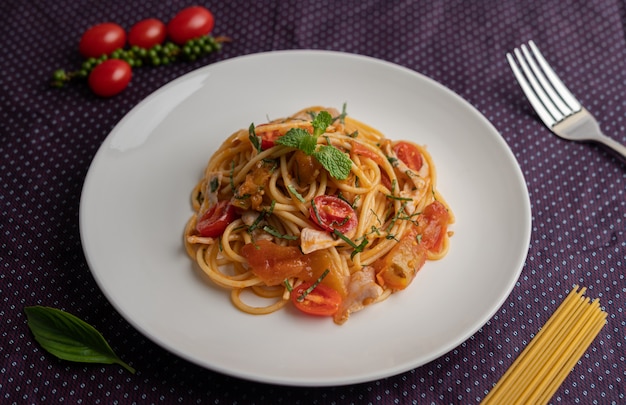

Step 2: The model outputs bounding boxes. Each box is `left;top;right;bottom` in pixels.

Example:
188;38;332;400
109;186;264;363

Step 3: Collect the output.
24;306;135;374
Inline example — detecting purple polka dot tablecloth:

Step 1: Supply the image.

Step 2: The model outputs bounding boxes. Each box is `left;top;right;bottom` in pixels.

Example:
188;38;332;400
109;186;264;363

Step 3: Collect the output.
1;0;625;403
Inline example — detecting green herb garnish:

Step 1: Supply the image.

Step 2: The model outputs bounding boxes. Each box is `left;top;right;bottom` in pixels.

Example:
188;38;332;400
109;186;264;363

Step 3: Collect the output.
276;110;353;180
287;185;306;203
248;123;262;153
209;176;219;193
263;225;298;240
24;306;135;374
333;230;369;258
297;269;330;302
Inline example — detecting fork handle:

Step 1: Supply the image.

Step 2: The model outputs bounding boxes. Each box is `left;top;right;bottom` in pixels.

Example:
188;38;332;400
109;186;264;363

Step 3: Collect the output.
596;133;626;160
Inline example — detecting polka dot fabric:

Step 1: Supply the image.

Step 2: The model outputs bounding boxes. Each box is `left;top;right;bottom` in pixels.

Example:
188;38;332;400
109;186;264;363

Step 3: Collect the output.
1;0;624;403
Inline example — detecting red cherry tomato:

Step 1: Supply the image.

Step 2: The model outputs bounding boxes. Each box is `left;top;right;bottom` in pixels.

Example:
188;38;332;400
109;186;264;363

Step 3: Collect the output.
128;18;166;49
291;282;342;316
416;200;450;252
196;200;238;237
88;59;132;97
254;125;282;149
309;195;357;234
393;141;423;172
167;6;215;45
79;23;127;58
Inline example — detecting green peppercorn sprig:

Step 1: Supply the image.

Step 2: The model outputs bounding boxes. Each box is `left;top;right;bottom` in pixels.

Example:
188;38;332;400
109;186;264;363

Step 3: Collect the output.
51;35;229;88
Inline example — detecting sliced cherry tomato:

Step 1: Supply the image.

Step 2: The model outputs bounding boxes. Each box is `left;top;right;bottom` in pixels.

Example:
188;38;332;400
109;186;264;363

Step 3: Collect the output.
196;200;238;237
351;141;384;165
374;200;450;290
415;200;450;252
79;23;127;58
88;59;132;97
167;6;215;45
291;282;342;316
128;18;166;49
254;125;282;150
394;141;423;172
309;195;357;234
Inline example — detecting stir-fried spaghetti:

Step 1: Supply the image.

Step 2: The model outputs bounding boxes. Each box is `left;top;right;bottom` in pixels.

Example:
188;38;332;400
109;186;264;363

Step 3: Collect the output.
184;106;454;324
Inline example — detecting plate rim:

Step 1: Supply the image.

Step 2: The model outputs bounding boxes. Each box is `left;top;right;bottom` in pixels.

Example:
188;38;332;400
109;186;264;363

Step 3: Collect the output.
79;49;532;386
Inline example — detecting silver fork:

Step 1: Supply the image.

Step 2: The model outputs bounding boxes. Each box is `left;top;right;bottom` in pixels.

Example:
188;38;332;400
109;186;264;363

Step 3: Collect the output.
507;40;626;159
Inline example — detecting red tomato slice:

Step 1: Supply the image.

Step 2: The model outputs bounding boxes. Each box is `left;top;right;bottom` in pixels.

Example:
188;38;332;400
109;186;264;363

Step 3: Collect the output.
309;195;357;234
394;141;423;172
291;282;342;316
254;125;282;150
374;200;450;290
351;141;384;165
195;200;238;237
415;200;450;252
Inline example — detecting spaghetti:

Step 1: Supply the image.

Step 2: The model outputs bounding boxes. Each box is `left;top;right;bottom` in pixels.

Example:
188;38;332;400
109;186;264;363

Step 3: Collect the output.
482;285;608;404
184;106;454;324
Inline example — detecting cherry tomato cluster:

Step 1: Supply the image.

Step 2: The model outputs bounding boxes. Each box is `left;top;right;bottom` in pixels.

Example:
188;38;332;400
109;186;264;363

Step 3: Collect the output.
52;6;228;97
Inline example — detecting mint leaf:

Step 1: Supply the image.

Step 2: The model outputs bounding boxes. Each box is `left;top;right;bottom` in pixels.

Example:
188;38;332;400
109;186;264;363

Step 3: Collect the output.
276;110;353;180
312;110;333;137
25;306;136;374
313;145;352;180
276;128;317;155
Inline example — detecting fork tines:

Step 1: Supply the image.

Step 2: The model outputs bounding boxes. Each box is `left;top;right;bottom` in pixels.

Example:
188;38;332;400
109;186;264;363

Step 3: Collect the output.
506;40;582;127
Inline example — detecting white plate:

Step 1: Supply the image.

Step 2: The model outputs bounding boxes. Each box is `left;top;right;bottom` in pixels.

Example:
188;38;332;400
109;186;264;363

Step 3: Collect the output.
80;50;531;386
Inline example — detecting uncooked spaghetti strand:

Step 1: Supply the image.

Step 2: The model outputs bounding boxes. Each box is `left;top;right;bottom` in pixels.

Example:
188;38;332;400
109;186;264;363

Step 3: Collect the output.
513;296;595;404
536;307;607;404
482;287;607;405
483;287;583;403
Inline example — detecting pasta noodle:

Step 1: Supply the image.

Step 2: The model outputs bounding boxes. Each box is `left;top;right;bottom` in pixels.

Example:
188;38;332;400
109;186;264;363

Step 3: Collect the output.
481;285;608;404
184;106;454;324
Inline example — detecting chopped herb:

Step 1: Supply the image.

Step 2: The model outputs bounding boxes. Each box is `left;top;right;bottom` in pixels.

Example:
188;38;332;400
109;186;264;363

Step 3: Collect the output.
209;177;219;193
248;123;261;153
268;200;276;215
386;194;413;201
297;269;330;302
388;156;399;167
247;211;266;233
284;279;293;292
333;230;369;259
348;130;359;138
310;199;323;225
262;158;279;172
287;185;306;203
336;103;348;125
263;225;298;240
